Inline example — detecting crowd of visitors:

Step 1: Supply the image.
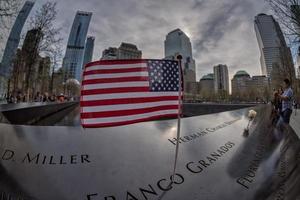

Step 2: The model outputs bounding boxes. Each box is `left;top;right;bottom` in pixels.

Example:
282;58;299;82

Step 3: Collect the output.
5;92;77;104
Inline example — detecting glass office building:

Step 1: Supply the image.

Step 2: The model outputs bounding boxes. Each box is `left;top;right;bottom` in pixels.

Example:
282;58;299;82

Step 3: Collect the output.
62;11;92;81
82;36;95;68
0;1;35;77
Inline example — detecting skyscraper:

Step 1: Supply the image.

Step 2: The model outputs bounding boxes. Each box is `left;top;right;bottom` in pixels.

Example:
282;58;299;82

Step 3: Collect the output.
214;64;229;95
164;28;196;82
254;14;294;79
199;73;214;99
231;71;269;101
83;36;95;68
249;75;269;91
248;75;269;101
10;28;43;95
62;11;92;81
117;42;142;59
231;70;251;97
101;42;142;60
101;47;118;60
0;1;35;77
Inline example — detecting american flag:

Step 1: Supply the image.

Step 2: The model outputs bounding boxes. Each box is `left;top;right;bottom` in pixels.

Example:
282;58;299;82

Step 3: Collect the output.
80;59;182;128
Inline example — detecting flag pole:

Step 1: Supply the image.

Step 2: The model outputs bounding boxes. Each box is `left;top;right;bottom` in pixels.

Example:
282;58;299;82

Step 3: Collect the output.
171;55;183;183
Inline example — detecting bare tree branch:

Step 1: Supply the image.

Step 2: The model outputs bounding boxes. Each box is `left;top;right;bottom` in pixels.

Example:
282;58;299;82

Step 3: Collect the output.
0;0;20;17
20;1;63;100
0;0;21;40
265;0;300;44
28;2;62;56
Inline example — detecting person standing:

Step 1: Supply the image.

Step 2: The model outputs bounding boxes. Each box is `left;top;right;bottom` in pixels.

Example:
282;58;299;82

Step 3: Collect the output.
279;79;293;124
271;89;282;125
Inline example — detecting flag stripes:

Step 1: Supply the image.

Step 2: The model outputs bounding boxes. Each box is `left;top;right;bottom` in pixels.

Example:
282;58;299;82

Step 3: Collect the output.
81;59;180;128
81;101;178;112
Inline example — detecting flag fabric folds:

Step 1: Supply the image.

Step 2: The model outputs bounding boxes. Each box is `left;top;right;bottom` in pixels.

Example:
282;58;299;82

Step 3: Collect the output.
80;59;182;128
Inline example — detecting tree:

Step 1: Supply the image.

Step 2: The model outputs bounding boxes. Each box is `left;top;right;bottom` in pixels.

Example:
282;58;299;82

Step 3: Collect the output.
263;86;271;102
279;47;296;86
22;1;62;100
0;0;19;16
29;2;62;56
266;0;300;100
270;47;296;90
17;28;43;101
0;0;21;39
65;79;80;97
265;0;300;43
49;44;63;94
0;0;20;21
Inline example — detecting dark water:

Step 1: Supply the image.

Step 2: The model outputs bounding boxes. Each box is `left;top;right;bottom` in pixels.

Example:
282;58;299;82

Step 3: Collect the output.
54;105;81;126
53;103;255;126
32;105;80;126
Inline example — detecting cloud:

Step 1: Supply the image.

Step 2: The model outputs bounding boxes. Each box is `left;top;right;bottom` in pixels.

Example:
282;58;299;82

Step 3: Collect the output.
2;0;271;81
189;0;271;80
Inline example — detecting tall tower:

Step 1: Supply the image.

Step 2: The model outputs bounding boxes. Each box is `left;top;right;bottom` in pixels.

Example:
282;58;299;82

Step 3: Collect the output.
254;14;294;79
214;64;229;95
83;36;95;68
62;11;92;81
0;1;35;77
164;28;196;82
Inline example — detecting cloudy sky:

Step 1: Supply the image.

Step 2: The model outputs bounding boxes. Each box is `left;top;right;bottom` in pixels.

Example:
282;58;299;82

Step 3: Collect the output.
3;0;272;80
